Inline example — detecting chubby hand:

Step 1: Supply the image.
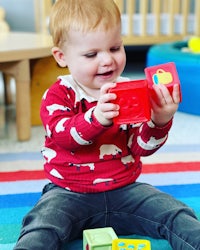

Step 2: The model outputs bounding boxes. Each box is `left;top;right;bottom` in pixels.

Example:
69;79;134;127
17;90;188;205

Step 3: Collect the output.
93;82;119;126
150;83;181;127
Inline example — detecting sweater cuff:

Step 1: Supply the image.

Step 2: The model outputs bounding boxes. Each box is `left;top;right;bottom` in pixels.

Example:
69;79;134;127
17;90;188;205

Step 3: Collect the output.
142;118;173;139
147;118;173;131
90;108;112;130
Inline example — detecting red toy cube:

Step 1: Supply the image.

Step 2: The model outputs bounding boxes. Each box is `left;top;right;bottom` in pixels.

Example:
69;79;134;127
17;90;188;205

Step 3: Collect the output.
144;62;181;101
109;79;151;124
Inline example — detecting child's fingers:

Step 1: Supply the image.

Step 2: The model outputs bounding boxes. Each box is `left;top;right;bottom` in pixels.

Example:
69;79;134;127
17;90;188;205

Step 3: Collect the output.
172;84;181;104
99;82;118;105
98;92;117;105
153;83;180;105
152;84;169;105
100;82;116;95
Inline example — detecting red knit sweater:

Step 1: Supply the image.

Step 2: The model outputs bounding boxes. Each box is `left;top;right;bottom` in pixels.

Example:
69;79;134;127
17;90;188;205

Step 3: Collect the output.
40;75;172;193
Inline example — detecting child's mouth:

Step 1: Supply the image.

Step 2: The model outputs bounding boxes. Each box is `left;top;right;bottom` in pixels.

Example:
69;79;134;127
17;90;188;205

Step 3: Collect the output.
97;71;113;77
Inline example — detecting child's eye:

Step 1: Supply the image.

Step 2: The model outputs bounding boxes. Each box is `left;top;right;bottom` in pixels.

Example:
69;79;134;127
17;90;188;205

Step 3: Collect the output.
110;46;120;52
84;52;97;58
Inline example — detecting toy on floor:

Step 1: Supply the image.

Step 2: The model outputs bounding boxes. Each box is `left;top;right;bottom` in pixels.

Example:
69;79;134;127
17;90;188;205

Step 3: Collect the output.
109;62;181;125
83;227;151;250
112;238;151;250
109;80;151;124
188;36;200;53
83;227;118;250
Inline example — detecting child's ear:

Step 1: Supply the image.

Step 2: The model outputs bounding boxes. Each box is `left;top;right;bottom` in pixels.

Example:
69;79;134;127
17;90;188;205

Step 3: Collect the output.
51;47;67;67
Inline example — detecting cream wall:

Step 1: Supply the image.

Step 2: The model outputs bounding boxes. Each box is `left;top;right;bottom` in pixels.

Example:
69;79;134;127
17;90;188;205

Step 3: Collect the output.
0;0;36;32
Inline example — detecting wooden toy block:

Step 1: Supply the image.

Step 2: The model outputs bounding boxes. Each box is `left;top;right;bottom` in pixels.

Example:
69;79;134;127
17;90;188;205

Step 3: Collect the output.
83;227;118;250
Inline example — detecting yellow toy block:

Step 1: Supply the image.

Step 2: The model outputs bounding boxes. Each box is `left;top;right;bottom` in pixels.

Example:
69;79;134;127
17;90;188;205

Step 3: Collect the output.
83;227;118;250
112;238;151;250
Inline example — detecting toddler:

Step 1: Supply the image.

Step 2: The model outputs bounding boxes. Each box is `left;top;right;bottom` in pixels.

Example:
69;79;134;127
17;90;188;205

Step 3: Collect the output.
14;0;200;249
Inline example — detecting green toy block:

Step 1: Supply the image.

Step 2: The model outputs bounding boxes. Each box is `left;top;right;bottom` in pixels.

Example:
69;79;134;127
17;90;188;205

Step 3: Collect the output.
83;227;118;250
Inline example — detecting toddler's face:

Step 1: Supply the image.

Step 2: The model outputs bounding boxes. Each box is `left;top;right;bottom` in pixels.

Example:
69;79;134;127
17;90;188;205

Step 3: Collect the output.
61;24;126;98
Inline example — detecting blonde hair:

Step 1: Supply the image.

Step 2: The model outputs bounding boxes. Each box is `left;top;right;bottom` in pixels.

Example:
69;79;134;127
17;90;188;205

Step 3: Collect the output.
49;0;121;47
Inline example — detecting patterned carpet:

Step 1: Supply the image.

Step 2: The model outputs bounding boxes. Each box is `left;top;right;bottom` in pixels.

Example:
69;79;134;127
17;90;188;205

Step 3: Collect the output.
1;124;200;249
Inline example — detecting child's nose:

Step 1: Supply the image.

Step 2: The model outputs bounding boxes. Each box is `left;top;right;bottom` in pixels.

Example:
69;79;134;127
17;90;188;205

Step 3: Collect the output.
100;52;113;66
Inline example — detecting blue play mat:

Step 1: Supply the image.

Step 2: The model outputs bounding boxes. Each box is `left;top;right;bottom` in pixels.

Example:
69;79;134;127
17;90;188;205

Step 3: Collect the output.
146;41;200;116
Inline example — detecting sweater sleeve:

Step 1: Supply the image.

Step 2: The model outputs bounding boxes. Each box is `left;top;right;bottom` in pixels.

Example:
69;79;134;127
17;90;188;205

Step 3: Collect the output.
130;119;172;156
40;79;108;150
